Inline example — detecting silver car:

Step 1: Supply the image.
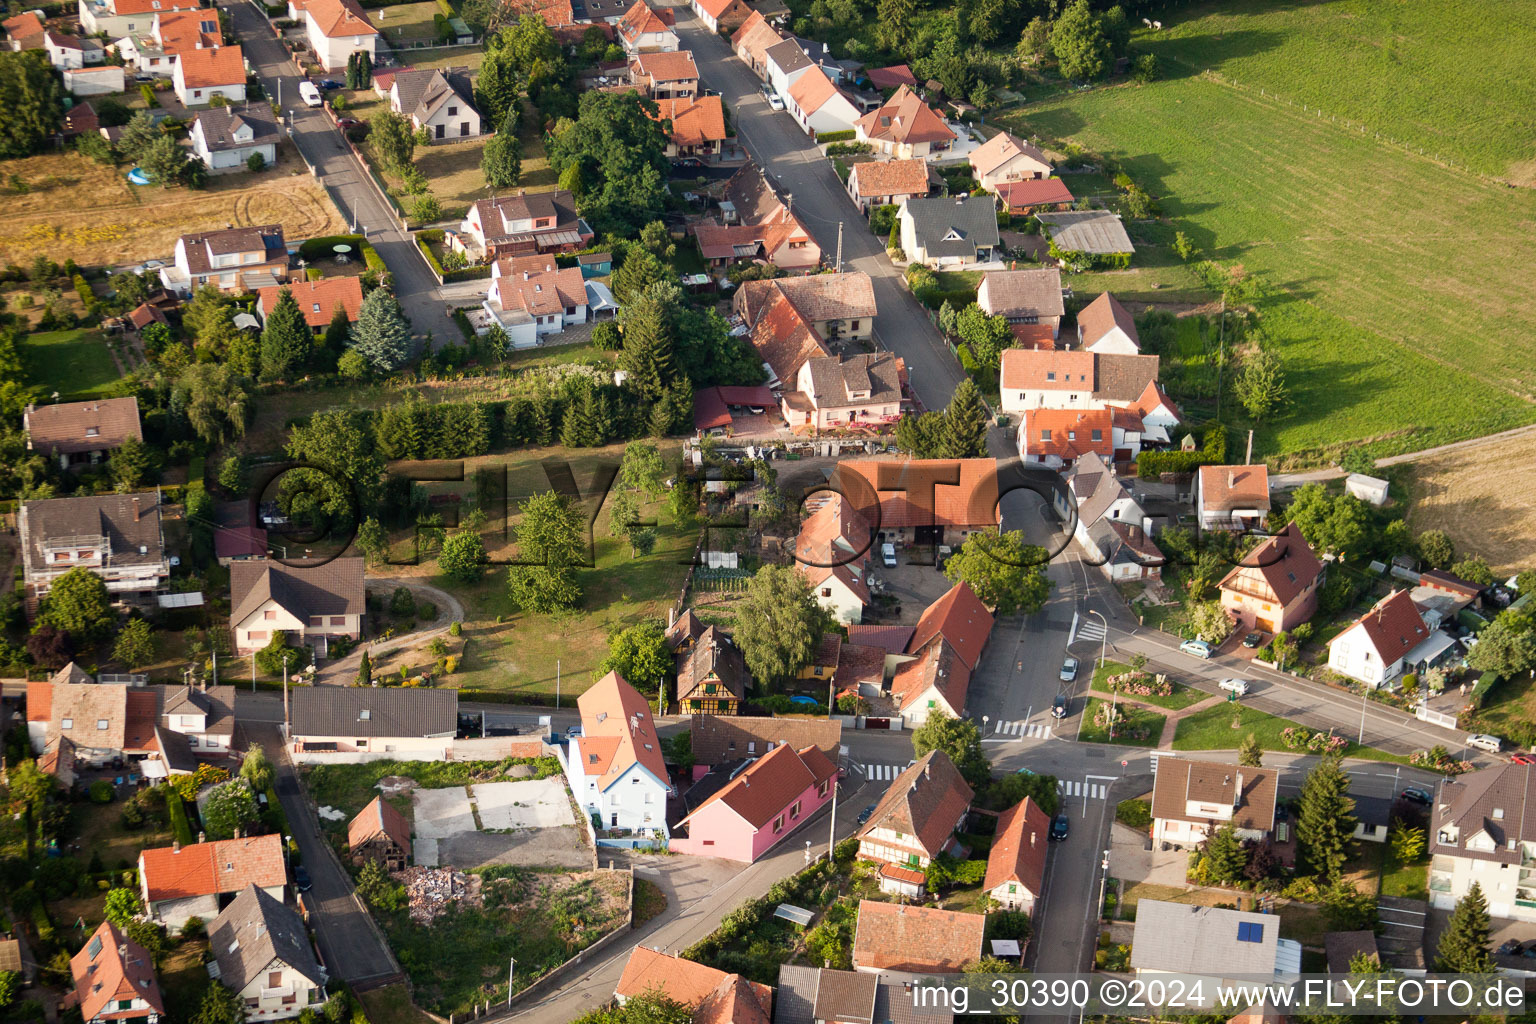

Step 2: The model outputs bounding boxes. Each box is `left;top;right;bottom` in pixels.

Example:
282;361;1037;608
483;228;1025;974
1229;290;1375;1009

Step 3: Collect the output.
1059;656;1079;682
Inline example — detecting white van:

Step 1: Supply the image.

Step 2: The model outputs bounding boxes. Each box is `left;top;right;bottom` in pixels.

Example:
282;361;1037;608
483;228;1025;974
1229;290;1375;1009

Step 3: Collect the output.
881;543;897;568
298;80;322;107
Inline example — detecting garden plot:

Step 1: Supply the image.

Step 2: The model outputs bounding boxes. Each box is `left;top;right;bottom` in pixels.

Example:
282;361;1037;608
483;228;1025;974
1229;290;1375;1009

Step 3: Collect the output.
470;780;574;830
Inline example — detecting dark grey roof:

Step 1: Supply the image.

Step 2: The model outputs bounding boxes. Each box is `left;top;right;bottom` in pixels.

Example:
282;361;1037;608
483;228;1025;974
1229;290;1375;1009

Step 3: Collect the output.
1324;930;1379;974
1036;210;1134;255
229;558;366;626
20;492;164;576
775;966;953;1024
1091;353;1161;404
1350;793;1394;828
290;688;457;739
208;884;326;991
903;197;1000;258
1067;451;1137;527
162;685;236;737
192;102;280;153
764;37;811;74
724;163;790;227
179;224;286;276
392;67;475;122
153;725;197;774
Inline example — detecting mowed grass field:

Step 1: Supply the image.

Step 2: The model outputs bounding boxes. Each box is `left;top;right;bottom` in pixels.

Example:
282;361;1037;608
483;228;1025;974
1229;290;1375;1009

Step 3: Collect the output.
1145;0;1536;182
1005;67;1536;459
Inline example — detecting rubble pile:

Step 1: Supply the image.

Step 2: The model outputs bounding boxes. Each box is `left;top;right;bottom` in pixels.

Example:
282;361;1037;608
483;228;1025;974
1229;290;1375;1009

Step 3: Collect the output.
397;865;482;924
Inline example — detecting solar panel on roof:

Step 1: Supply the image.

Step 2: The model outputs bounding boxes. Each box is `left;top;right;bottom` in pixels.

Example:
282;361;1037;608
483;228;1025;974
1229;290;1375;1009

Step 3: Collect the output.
87;934;103;958
1237;921;1263;943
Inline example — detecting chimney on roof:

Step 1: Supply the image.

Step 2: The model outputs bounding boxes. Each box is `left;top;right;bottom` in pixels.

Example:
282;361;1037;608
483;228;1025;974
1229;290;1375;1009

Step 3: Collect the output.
133;497;141;522
1227;471;1235;488
172;839;180;853
1233;771;1243;809
1030;831;1036;848
198;831;206;843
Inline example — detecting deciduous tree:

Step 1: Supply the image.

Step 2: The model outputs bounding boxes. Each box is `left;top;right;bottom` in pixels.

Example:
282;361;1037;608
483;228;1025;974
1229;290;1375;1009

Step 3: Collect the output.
911;712;991;788
1234;347;1288;421
507;491;586;612
599;622;670;693
113;617;156;669
1049;0;1111;82
546;91;670;235
0;51;63;157
369;110;415;171
240;743;274;793
942;530;1051;615
40;567;114;641
104;887;143;927
732;564;831;690
439;530;489;582
482;109;524;188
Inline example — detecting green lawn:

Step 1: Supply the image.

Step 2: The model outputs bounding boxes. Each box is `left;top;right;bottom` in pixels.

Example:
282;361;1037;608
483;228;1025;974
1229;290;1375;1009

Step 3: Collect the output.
1001;33;1536;462
1457;672;1536;749
1171;703;1407;763
368;1;443;42
1079;697;1165;747
22;328;121;398
1381;845;1430;901
1088;659;1208;710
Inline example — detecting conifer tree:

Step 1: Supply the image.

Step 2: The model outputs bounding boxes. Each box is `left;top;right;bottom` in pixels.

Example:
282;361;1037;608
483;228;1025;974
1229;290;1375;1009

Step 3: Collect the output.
1238;732;1263;767
351;288;412;373
1202;823;1247;883
941;378;990;458
1435;882;1494;973
259;288;312;381
1296;754;1356;881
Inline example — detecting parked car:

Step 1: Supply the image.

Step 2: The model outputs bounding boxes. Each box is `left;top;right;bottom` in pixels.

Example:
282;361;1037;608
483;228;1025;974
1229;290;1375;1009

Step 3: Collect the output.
881;543;897;568
1052;694;1067;719
1015;767;1035;775
133;73;156;83
673;157;704;168
1179;639;1214;659
1498;939;1524;956
1241;632;1264;648
1400;786;1433;805
1512;755;1535;765
1218;678;1251;696
335;117;360;128
857;802;878;824
1468;734;1504;753
1059;656;1079;682
766;92;785;111
1521;941;1536;959
1049;814;1069;841
292;864;312;892
318;78;342;90
298;80;322;107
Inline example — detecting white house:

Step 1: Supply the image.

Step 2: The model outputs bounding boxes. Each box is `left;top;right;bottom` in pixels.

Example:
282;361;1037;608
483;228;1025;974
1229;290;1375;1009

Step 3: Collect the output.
763;36;813;100
1053;451;1145;549
229;558;364;657
616;0;677;54
302;0;377;72
78;0;199;40
689;0;751;32
207;885;326;1020
288;689;459;761
388;67;481;140
891;639;968;727
161;224;288;296
983;798;1050;914
189;102;280;172
968;130;1051;192
1150;758;1278;846
786;66;861;137
62;66;125;94
563;671;672;836
1132;901;1302;984
484;254;588;349
1429;764;1536;920
897;196;1000;268
1326;589;1431;688
44;30;104;69
1076;292;1140;354
171;43;246;107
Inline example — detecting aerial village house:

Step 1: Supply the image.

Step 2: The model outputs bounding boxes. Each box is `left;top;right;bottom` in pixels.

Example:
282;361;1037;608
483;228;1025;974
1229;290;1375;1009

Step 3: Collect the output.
763;36;842;105
27;672;158;774
850;901;984;974
348;795;412;870
564;671;672;835
483;254;588;348
630;49;697;98
138;834;287;933
1076;292;1141;354
1054;451;1146;549
4;11;47;51
997;349;1160;415
24;396;142;468
229;557;365;656
1018;408;1114;469
615;947;773;1024
288;688;459;760
686;713;842;782
690;0;751;32
1131;901;1301;982
775;966;955;1024
855;751;973;896
676;625;751;715
730;10;782;79
110;8;218;78
1150;758;1279;846
207;885;328;1019
300;0;377;71
892;581;993;726
19;492;169;605
995;178;1074;216
460;189;591;259
787;67;862;137
1428;763;1536;920
45;30;105;69
735;271;876;356
694;164;820;272
863;63;917;91
189;103;280;173
79;0;200;39
69;921;165;1024
1326;589;1432;688
976;267;1065;338
387;67;481;140
257;278;364;336
795;494;873;625
830;457;999;548
617;0;677;54
161;224;289;296
1196;464;1271;531
649;95;726;159
671;742;837;861
897;196;1000;268
984;797;1051;913
968;130;1052;191
1218;522;1324;635
783;352;904;434
853;85;956;160
845;158;930;212
172;43;246;107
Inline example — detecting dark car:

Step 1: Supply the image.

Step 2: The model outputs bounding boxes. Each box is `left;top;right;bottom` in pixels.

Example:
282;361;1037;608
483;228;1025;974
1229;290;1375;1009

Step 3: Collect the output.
1049;814;1069;841
292;864;312;892
318;79;343;90
1052;694;1068;719
1275;800;1290;823
857;803;878;825
335;117;361;128
1498;939;1524;956
1401;786;1433;806
1521;941;1536;959
673;157;704;169
1242;632;1264;648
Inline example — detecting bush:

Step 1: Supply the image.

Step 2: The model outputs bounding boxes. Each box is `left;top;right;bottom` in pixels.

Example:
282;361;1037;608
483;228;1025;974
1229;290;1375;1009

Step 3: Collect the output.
165;789;195;846
816;130;857;143
247;151;265;173
89;780;113;804
1115;798;1152;829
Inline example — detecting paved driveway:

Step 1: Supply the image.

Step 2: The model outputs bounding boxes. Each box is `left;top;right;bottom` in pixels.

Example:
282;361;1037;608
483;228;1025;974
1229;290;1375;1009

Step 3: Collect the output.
669;5;966;413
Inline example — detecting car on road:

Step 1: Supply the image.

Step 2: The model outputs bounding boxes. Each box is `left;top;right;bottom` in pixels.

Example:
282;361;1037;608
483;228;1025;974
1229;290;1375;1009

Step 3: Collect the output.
292;864;312;892
1052;694;1067;719
133;73;156;83
1179;639;1214;659
1059;656;1079;682
1241;632;1264;648
1049;814;1069;841
1468;734;1504;753
765;91;785;111
298;81;322;107
1512;755;1535;765
1400;786;1433;806
1218;677;1251;696
1499;939;1524;956
857;803;878;824
881;542;897;568
1015;767;1035;775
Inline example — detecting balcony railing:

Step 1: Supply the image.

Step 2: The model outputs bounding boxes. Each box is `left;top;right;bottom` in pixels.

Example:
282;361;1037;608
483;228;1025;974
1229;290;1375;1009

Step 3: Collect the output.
1429;873;1453;893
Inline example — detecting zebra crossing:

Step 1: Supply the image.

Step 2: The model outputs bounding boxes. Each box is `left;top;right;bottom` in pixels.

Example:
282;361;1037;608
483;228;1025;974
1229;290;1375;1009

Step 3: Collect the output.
1074;616;1107;644
860;763;910;781
1059;778;1109;800
992;719;1052;740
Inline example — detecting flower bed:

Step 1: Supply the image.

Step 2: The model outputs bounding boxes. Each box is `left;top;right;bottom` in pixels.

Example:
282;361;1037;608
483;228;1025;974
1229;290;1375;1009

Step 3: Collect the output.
1279;726;1348;754
1106;671;1172;698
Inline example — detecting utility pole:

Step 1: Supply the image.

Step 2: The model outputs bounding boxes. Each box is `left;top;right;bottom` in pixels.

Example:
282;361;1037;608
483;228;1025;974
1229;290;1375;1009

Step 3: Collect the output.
1245;429;1253;466
211;649;218;688
1215;294;1226;421
507;957;516;1007
556;659;561;709
835;220;843;273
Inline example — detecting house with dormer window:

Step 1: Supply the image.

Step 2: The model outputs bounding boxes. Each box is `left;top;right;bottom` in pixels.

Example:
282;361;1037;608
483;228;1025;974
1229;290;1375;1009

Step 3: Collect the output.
69;921;165;1024
161;224;288;296
783;352;904;433
460;189;591;260
79;0;200;42
386;67;481;140
1218;521;1324;636
563;671;673;835
676;626;750;716
229;558;364;657
1326;589;1431;688
256;278;364;335
207;885;328;1020
190;102;280;172
897;196;999;268
854;750;972;896
1429;764;1536;920
1150;758;1279;846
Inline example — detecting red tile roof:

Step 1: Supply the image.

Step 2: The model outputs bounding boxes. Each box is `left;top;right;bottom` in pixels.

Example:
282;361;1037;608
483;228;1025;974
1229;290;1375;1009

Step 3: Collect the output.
851;901;984;972
139;834;286;902
1008;323;1057;349
864;64;917;91
176;44;245;88
631;49;697;84
693;973;771;1024
857;750;973;860
983;797;1051;896
830;459;1000;531
854;85;954;146
1199;465;1271;513
616;947;772;1014
303;0;378;36
1022;408;1114;462
1345;589;1430;666
577;671;668;786
845;624;913;654
1076;291;1139;350
650;95;726;146
787;67;846;116
1000;348;1094;391
259;277;364;329
847;157;929;199
892;638;970;715
908;580;994;670
348;795;411;853
995;178;1074;211
70;921;164;1024
729;11;782;66
111;0;199;15
1218;521;1323;607
681;743;833;830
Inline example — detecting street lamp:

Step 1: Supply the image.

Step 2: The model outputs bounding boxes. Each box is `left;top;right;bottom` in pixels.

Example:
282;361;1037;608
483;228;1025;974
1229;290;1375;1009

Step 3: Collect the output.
1097;849;1111;921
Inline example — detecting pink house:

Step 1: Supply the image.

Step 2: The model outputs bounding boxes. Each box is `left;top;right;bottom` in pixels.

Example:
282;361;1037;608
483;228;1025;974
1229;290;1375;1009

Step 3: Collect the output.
670;743;838;862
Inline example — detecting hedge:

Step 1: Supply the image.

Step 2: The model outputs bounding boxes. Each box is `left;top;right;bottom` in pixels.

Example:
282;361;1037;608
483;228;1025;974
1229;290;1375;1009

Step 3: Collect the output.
914;286;978;310
433;0;454;17
140;82;159;108
1136;422;1229;479
816;129;856;143
298;233;383;271
415;231;491;283
457;688;561;707
165;789;195;846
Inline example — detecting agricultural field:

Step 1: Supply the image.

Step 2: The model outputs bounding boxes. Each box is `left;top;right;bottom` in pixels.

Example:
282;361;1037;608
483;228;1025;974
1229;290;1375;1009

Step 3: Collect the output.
1402;433;1536;577
0;147;344;268
1001;4;1536;461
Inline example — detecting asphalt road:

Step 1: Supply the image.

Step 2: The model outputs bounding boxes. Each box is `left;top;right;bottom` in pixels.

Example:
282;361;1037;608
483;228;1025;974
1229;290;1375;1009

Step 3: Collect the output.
222;0;458;349
668;4;966;412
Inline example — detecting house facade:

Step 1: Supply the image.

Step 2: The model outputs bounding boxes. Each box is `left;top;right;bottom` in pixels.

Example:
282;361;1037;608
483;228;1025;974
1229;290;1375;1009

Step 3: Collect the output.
695;164;820;271
138;835;287;933
795;494;872;625
389;67;481;140
207;885;327;1020
845;158;928;212
617;0;677;53
784;352;903;433
968;131;1051;191
302;0;377;71
460;190;590;259
1326;589;1431;688
288;689;459;761
855;751;972;895
172;43;246;107
897;197;1000;268
1150;758;1279;846
976;268;1064;337
1429;765;1536;920
79;0;200;40
670;743;837;861
1218;522;1324;635
161;224;288;296
189;102;280;172
676;626;750;715
1077;292;1140;353
257;277;364;335
229;558;365;656
564;671;672;835
1018;408;1115;469
483;254;588;348
787;67;861;137
650;95;726;158
19;492;169;605
853;85;955;159
997;349;1161;416
984;797;1051;913
690;0;751;32
630;49;697;98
